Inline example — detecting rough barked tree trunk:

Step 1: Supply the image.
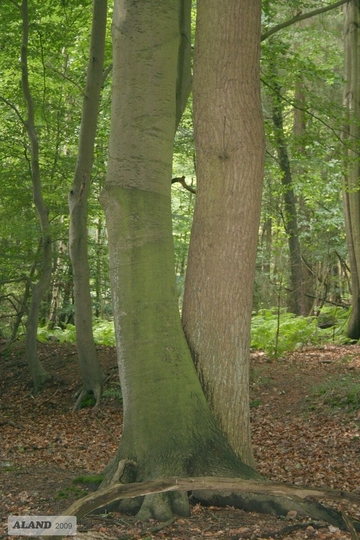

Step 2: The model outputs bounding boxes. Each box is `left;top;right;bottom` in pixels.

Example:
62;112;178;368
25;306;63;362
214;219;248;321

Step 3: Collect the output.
69;0;107;408
181;0;264;468
21;0;51;393
342;0;360;339
100;0;261;521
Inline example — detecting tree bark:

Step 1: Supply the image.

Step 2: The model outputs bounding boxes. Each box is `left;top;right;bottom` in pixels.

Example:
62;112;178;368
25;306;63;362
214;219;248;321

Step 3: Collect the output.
21;0;51;393
181;0;264;468
293;77;314;315
100;0;261;521
342;0;360;339
69;0;107;408
271;81;306;316
176;0;192;128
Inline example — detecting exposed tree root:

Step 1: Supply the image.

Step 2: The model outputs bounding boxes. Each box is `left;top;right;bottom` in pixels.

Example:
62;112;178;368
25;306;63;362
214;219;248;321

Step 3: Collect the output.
193;489;358;531
53;476;360;537
136;491;190;521
73;385;102;411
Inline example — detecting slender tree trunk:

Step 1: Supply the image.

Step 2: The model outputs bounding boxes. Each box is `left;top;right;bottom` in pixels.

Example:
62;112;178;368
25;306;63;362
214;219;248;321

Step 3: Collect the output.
21;0;51;393
293;78;314;315
272;82;306;316
69;0;107;408
8;244;39;343
342;0;360;339
182;0;264;468
100;0;261;521
95;218;103;318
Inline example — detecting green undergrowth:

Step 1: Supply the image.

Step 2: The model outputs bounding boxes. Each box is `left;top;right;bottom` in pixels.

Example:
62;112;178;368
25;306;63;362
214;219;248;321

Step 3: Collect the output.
56;476;104;500
37;319;116;346
103;382;123;403
72;474;104;486
310;373;360;412
55;485;88;500
36;306;351;357
79;394;97;409
251;306;351;358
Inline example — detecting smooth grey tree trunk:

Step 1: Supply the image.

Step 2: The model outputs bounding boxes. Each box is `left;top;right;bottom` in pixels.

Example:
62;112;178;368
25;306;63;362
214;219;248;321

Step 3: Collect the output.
21;0;51;393
69;0;107;408
182;0;264;468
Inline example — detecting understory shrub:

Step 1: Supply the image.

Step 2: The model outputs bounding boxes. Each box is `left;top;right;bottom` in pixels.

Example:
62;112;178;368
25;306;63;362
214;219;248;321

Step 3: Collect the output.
37;307;350;357
250;307;350;357
37;319;115;346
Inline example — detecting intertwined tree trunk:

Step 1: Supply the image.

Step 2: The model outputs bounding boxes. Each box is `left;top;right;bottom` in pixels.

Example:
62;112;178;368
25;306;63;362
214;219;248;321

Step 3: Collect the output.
100;0;261;520
69;0;107;407
182;0;264;468
62;2;359;530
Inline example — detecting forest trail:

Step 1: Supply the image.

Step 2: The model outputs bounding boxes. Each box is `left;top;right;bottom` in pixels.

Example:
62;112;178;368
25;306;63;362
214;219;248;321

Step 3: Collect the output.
1;342;360;539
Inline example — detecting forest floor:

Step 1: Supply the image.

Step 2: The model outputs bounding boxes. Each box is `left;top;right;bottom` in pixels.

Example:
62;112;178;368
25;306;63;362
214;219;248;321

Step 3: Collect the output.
1;341;360;539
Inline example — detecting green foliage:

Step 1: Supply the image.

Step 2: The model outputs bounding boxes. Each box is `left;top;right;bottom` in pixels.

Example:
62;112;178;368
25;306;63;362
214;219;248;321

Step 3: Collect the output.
311;374;360;412
256;5;348;312
103;383;122;403
36;307;351;359
0;0;112;336
72;475;104;486
251;308;351;357
79;394;96;409
250;399;262;409
55;486;87;500
37;324;76;343
172;98;195;302
37;319;115;346
92;320;116;346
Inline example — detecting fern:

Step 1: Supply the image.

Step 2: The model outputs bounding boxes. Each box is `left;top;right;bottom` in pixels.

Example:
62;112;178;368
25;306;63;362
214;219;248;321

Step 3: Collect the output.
103;383;122;403
251;307;351;357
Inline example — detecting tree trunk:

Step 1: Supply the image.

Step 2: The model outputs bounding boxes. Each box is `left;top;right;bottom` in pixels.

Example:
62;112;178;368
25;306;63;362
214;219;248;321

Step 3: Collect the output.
342;0;360;339
271;82;306;316
293;78;314;315
175;0;192;128
181;0;264;468
100;0;261;521
21;0;51;393
69;0;107;408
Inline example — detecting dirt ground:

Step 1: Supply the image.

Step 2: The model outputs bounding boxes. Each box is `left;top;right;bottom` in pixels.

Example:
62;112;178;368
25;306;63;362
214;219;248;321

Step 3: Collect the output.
1;341;360;539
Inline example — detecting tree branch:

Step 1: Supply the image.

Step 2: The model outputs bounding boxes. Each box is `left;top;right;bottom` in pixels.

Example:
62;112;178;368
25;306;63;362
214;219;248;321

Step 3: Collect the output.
8;0;21;8
0;95;26;126
45;64;86;96
102;63;113;86
261;0;348;41
0;276;29;286
171;175;196;194
261;77;357;148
